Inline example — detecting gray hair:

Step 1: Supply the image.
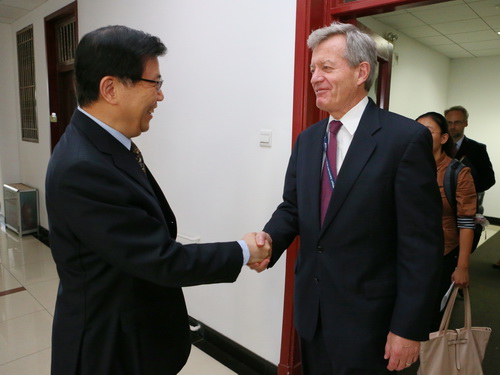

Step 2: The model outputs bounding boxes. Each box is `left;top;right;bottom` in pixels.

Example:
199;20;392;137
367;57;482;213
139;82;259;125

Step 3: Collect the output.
307;22;377;91
444;105;469;120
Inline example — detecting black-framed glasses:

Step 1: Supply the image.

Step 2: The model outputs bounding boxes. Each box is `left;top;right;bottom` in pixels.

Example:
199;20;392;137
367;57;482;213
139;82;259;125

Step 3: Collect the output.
139;78;163;91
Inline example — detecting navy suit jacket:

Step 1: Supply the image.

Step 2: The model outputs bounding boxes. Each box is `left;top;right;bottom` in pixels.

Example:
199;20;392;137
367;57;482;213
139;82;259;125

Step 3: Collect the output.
455;136;495;193
46;109;243;375
264;99;443;369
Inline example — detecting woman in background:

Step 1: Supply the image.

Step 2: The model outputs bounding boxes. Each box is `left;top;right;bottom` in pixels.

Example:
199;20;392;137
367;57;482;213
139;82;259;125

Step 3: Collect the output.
416;112;477;330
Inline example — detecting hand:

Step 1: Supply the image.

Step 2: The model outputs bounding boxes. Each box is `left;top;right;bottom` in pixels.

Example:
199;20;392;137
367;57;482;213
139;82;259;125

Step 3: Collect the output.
384;331;419;371
452;266;469;288
247;231;273;272
242;232;271;267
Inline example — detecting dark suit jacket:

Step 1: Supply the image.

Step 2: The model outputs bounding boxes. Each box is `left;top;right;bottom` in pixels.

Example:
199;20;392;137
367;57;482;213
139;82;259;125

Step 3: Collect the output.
45;109;243;375
455;136;495;193
264;99;443;369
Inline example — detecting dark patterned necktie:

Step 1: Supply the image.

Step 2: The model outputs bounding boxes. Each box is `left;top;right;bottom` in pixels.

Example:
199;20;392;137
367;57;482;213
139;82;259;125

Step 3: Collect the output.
131;142;146;174
320;120;343;225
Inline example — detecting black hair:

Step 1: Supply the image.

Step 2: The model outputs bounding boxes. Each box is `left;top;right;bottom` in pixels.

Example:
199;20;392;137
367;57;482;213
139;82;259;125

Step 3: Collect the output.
416;111;455;157
75;25;167;107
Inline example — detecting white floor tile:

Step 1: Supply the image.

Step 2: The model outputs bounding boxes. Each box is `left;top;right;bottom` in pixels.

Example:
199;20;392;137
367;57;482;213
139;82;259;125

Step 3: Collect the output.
0;238;53;269
7;260;58;287
0;310;52;365
479;224;500;247
0;230;26;253
0;290;45;323
25;278;59;312
0;220;241;373
179;346;236;374
0;348;50;375
0;265;22;292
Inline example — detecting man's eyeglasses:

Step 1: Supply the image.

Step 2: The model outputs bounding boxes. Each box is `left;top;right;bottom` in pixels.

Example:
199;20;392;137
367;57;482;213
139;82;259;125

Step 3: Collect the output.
139;78;163;92
447;120;465;126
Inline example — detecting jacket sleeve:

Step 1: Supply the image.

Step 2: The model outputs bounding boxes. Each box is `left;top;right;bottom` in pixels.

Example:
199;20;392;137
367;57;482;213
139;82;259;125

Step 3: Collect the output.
390;125;444;341
456;166;477;228
50;157;243;288
474;143;495;192
263;136;302;267
462;142;495;193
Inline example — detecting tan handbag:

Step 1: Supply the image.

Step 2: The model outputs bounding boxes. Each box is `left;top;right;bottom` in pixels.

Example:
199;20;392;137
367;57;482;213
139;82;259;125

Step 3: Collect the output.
417;286;491;375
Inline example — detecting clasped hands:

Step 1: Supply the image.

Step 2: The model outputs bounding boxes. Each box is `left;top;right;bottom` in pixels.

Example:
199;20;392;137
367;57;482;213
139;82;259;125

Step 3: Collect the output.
242;231;272;273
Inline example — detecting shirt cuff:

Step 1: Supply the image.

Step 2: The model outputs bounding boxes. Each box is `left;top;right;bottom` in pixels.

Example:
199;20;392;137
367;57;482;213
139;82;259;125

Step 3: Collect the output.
238;239;250;266
457;216;475;229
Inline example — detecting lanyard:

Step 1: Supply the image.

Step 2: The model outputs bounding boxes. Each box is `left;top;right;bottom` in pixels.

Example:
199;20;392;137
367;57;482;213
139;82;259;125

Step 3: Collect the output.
323;132;336;190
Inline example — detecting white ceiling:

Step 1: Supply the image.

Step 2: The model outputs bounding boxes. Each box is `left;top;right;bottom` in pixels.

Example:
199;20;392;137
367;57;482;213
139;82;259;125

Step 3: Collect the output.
0;0;49;23
1;0;499;58
363;0;500;58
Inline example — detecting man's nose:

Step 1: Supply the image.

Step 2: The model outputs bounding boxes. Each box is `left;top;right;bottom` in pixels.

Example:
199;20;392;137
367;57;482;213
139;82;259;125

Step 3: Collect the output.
311;70;323;84
157;88;164;101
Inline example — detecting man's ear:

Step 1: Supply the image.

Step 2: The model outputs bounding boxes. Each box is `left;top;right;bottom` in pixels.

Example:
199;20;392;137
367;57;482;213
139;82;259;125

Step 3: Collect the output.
357;61;370;86
99;76;119;104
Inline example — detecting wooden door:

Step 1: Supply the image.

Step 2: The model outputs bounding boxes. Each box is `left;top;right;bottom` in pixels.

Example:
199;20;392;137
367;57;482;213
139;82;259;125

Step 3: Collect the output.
45;2;78;152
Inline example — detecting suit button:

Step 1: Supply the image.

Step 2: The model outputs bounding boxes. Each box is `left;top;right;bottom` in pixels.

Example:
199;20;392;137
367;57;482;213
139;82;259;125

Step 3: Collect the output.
314;278;319;284
317;246;323;253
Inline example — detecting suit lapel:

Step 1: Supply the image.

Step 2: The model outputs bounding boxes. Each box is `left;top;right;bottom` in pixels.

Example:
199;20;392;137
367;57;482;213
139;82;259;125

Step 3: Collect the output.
320;101;379;232
71;110;154;195
455;136;469;159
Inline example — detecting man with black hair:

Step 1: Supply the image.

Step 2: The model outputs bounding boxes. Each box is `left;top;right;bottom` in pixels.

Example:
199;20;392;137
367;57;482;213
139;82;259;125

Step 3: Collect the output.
46;25;270;375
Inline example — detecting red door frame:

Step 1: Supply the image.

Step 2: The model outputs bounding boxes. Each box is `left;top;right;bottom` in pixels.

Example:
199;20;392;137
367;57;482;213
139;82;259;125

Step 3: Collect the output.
279;1;449;373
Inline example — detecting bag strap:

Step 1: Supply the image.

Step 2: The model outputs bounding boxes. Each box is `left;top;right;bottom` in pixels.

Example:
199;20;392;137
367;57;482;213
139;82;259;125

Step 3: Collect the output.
464;287;472;329
438;286;472;333
443;159;466;214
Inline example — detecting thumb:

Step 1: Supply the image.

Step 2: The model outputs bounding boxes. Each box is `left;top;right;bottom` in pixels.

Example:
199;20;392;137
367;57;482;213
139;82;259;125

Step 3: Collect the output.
255;231;267;247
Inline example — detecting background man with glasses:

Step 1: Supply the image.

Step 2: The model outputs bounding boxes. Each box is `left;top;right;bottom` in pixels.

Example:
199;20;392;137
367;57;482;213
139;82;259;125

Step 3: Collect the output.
444;105;495;214
45;25;271;375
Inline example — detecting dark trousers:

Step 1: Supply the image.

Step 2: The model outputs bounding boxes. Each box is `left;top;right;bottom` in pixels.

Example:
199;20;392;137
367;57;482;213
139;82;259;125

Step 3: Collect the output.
430;247;459;332
300;318;391;375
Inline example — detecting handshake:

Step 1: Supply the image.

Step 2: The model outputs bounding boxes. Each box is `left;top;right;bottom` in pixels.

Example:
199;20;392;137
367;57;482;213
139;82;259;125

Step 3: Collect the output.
242;231;272;273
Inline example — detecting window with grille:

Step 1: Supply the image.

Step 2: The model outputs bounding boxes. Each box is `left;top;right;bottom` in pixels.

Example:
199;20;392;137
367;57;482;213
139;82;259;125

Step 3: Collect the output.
16;25;38;142
57;18;76;66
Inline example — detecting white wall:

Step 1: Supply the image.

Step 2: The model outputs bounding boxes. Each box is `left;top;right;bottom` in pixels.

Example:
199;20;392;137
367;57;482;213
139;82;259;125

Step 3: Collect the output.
0;23;21;214
2;0;499;368
4;0;74;226
359;17;450;118
388;36;450;119
447;56;500;217
361;17;500;219
78;0;296;365
0;0;295;365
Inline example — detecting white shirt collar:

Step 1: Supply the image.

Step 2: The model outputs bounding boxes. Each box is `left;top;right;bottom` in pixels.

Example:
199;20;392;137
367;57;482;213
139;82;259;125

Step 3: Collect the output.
455;136;465;149
328;96;369;135
77;107;132;150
